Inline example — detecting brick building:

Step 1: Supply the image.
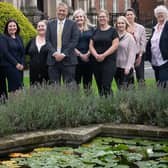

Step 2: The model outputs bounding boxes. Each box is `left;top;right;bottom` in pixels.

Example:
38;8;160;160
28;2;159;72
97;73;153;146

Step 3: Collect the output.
0;0;167;27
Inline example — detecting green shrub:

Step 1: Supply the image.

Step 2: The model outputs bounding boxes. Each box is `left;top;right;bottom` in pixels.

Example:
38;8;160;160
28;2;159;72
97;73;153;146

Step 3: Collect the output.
0;2;36;45
0;84;168;136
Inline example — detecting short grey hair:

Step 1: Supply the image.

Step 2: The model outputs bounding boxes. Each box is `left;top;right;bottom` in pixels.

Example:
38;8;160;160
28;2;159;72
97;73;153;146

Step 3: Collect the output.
154;5;168;19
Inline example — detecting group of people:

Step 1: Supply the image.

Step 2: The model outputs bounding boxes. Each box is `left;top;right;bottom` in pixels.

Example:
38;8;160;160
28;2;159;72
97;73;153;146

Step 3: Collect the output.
0;3;168;100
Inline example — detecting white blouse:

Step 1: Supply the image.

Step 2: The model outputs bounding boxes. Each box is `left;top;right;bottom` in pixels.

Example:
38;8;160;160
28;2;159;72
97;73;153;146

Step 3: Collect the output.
36;37;46;52
151;23;168;66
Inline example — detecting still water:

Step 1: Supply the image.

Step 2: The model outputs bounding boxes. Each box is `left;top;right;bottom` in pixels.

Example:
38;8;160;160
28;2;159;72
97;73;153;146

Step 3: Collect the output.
0;137;168;168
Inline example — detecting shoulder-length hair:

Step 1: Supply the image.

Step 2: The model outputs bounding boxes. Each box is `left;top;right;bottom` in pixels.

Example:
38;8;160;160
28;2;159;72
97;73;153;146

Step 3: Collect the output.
4;19;20;36
73;8;93;31
116;16;130;30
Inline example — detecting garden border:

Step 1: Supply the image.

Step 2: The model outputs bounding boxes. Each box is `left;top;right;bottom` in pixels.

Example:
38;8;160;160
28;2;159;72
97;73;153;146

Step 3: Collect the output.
0;124;167;156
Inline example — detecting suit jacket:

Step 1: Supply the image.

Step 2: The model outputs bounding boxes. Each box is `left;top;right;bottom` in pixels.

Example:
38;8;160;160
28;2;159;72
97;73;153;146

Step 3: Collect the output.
146;21;168;62
0;34;24;67
25;37;50;68
46;19;79;66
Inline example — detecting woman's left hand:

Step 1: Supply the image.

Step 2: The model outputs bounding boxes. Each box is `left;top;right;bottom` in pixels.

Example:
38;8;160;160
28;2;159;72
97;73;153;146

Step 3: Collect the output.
124;69;130;75
80;53;89;62
96;54;105;62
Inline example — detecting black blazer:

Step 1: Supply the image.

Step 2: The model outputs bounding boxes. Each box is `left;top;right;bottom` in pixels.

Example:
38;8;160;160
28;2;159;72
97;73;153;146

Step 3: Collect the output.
146;21;168;62
46;19;79;66
25;37;50;68
0;34;24;67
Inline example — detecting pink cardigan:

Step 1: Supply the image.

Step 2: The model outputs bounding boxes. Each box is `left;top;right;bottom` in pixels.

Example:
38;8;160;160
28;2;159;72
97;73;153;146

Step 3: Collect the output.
116;32;136;70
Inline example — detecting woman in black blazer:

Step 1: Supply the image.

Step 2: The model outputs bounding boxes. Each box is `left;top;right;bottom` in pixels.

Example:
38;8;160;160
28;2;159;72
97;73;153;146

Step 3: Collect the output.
26;20;50;85
146;5;168;86
3;19;24;92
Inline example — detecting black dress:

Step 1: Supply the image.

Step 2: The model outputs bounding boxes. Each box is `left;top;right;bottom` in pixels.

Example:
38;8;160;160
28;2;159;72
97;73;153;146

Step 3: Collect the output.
26;37;50;85
75;28;94;89
91;27;118;96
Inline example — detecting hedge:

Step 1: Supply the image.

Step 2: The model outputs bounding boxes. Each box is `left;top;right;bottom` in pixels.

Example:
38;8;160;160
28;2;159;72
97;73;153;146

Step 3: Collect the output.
0;84;167;136
0;2;36;45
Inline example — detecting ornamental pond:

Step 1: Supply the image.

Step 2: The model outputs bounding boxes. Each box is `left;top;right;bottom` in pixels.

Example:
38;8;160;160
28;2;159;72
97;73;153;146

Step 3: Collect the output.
0;137;168;168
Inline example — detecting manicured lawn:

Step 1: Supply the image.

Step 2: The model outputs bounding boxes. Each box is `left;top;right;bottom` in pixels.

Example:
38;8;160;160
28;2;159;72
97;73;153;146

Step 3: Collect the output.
23;75;155;91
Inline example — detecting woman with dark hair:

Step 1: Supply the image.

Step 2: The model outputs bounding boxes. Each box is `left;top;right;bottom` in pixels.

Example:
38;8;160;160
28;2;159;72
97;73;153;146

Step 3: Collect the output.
89;10;119;96
125;8;146;84
26;20;49;85
2;19;24;92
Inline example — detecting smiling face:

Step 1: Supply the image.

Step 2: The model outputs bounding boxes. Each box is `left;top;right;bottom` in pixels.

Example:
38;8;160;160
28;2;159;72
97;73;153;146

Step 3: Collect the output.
74;12;85;26
98;11;109;26
7;21;17;36
37;21;47;35
117;19;127;32
56;5;68;21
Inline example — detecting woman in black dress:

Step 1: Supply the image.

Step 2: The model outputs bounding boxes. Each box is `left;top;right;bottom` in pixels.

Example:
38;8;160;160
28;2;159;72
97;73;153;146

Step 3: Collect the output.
73;8;94;90
89;10;119;96
3;19;24;92
26;20;49;85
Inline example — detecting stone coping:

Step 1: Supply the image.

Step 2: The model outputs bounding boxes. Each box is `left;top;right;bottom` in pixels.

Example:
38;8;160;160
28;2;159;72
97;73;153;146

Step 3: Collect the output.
0;124;167;156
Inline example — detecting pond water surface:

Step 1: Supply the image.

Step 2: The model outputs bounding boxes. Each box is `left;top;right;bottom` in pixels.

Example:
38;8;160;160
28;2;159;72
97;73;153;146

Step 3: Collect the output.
0;137;168;168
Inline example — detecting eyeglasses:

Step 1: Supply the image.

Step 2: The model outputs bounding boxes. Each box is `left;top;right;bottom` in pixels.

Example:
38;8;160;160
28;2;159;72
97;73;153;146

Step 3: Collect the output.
98;16;107;18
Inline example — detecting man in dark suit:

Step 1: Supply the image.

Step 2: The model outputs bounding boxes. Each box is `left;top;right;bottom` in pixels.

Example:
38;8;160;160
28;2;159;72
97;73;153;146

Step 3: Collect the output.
46;2;79;84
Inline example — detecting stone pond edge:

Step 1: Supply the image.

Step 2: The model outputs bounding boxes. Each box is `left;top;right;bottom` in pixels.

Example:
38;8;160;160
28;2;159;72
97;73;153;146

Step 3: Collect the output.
0;124;167;156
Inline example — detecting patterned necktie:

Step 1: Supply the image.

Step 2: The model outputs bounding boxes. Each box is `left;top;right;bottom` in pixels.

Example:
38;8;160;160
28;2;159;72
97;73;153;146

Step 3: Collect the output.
57;21;63;52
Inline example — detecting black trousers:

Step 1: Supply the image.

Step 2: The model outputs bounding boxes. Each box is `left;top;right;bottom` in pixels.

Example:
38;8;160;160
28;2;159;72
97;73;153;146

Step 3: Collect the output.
135;54;145;83
30;65;49;85
153;61;168;87
115;68;134;89
75;63;92;90
3;66;23;92
93;60;116;96
48;63;76;85
0;67;7;99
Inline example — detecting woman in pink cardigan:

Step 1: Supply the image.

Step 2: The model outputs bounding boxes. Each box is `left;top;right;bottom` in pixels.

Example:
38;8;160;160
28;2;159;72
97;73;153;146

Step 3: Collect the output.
125;8;146;84
115;16;136;89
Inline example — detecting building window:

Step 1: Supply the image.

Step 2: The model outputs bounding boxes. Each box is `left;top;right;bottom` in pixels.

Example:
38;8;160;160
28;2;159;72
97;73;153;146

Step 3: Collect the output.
113;0;118;13
125;0;130;10
100;0;105;9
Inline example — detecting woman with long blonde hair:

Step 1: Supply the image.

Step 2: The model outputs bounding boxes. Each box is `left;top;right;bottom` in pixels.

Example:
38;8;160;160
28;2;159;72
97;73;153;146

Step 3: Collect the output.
115;16;136;89
73;8;95;90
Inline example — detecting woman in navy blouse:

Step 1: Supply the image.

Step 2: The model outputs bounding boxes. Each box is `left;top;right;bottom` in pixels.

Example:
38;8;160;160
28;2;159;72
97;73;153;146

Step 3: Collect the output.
73;9;94;90
2;19;24;92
